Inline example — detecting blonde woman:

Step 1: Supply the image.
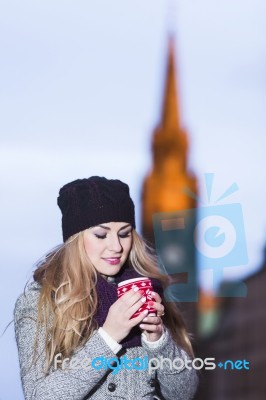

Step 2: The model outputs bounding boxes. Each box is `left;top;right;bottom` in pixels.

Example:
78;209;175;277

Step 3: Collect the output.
14;176;198;399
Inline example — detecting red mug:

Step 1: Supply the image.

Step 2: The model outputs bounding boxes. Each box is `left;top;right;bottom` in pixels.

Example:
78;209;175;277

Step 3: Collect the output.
117;277;156;318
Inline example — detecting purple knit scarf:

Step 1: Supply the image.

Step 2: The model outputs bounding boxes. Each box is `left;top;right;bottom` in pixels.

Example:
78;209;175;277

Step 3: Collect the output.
94;263;163;349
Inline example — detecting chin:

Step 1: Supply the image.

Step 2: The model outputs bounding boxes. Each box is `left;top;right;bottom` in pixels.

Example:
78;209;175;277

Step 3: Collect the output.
100;264;123;276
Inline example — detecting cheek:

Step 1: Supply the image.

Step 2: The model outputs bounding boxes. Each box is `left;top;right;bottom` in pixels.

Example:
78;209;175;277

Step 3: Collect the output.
83;236;101;258
123;238;133;256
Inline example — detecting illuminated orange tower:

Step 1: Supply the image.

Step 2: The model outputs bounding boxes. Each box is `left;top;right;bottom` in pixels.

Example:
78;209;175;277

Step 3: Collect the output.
141;37;198;332
141;36;197;241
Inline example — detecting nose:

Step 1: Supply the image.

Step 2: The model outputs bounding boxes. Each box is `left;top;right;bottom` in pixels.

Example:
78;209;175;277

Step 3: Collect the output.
107;234;123;253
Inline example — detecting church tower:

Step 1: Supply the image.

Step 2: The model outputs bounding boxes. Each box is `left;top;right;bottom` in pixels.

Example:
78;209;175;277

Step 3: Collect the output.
141;36;197;241
141;37;198;331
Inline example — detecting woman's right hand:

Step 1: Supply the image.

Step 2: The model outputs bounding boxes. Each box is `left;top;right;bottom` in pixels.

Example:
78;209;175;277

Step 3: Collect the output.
102;288;148;343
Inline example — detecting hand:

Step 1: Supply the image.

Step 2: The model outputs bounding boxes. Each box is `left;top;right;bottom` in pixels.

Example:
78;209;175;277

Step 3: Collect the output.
139;291;165;342
102;288;149;343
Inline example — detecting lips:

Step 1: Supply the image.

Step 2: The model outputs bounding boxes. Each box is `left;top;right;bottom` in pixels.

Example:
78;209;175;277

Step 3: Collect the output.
102;257;121;265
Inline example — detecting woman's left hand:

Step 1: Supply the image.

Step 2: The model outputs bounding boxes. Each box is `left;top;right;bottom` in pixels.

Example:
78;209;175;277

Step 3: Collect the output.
139;291;165;342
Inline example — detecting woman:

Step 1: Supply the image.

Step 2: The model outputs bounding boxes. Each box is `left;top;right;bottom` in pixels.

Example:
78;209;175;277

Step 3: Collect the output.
14;176;198;399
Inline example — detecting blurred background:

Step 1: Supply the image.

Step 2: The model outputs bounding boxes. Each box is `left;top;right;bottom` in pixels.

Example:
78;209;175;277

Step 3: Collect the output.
0;0;265;398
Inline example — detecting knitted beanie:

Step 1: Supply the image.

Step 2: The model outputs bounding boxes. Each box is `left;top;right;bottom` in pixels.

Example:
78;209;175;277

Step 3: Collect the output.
57;176;136;242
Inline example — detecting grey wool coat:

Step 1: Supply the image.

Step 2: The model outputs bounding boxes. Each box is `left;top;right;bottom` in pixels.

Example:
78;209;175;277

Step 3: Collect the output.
14;282;198;400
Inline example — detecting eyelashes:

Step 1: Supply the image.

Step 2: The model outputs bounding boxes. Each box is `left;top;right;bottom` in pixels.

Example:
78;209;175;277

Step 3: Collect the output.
94;234;106;239
94;232;131;240
119;232;132;238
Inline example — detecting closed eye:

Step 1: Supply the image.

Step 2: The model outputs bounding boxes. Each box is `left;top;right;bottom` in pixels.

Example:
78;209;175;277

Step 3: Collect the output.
94;234;106;239
119;231;132;238
94;231;132;239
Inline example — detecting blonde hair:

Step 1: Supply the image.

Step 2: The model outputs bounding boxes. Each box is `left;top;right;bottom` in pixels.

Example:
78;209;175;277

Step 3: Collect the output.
33;229;194;372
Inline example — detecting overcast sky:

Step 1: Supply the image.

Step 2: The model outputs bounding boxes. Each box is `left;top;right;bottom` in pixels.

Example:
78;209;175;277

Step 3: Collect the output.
0;0;265;398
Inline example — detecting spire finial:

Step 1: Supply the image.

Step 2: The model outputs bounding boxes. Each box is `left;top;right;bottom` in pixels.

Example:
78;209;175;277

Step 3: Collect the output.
161;35;179;129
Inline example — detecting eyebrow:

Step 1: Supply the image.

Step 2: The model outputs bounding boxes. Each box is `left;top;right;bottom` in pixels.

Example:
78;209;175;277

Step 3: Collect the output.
97;224;132;232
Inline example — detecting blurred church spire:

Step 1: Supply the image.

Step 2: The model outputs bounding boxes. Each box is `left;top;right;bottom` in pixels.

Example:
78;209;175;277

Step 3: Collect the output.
161;36;180;130
141;35;197;242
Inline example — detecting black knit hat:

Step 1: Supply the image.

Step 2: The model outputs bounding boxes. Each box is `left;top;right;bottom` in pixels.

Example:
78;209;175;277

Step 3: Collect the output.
57;176;136;242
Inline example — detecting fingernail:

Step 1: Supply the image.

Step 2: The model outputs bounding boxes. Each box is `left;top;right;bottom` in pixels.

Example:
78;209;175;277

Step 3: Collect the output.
148;301;154;306
141;296;146;303
133;287;139;292
139;324;144;328
151;292;156;296
143;317;148;322
143;310;148;315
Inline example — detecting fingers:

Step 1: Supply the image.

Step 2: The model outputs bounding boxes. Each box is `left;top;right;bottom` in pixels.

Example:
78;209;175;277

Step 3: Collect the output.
116;289;164;323
147;300;164;316
118;288;146;308
139;315;164;332
141;315;162;325
151;291;162;304
150;291;165;315
116;289;149;320
126;296;148;320
119;289;151;312
128;309;149;328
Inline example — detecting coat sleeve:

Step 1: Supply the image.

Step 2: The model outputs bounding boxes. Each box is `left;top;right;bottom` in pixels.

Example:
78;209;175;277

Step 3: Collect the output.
14;286;118;400
141;328;199;400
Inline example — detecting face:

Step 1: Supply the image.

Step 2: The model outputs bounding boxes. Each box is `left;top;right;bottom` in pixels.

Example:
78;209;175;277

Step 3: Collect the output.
83;222;133;277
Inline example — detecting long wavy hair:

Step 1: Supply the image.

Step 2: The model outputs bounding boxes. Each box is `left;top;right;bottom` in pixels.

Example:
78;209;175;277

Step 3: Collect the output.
33;229;194;372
